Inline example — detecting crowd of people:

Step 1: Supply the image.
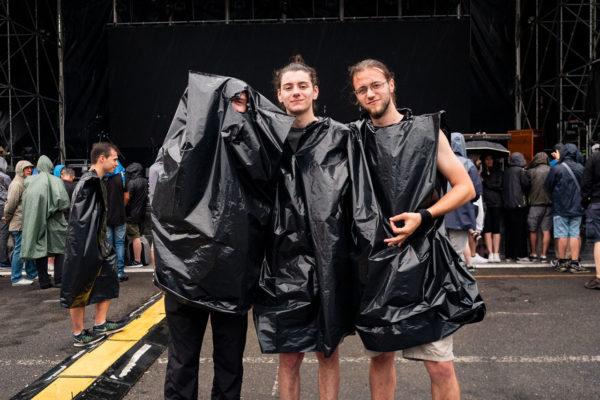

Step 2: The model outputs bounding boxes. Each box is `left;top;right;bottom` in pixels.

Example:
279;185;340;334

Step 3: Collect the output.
1;153;149;288
5;55;600;400
444;141;600;290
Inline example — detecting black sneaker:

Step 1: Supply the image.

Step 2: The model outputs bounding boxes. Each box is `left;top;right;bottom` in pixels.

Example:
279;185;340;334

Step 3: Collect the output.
556;259;570;272
584;277;600;290
73;329;106;347
93;320;128;336
538;256;549;263
118;273;129;282
568;261;588;274
528;255;537;262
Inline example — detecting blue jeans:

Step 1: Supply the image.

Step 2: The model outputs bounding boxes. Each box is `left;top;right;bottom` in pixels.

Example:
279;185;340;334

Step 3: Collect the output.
106;224;126;276
10;231;37;283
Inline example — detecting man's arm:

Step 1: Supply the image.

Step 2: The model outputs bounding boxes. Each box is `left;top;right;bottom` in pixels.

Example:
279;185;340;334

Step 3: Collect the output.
385;130;475;247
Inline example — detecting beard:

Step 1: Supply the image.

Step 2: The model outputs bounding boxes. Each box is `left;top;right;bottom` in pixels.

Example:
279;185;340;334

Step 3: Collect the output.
365;96;391;120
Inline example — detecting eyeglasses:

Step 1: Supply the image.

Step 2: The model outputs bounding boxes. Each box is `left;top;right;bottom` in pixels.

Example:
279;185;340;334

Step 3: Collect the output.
354;81;388;96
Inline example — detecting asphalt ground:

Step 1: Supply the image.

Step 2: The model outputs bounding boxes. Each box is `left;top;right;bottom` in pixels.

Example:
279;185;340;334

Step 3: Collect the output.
1;264;599;400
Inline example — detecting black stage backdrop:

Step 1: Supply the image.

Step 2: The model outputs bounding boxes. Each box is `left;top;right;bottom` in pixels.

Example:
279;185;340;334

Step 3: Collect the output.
107;20;470;160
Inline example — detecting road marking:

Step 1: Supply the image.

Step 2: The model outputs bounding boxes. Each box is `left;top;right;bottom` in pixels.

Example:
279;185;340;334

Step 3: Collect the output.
111;344;152;379
475;274;594;278
271;364;279;397
31;297;165;400
154;355;600;365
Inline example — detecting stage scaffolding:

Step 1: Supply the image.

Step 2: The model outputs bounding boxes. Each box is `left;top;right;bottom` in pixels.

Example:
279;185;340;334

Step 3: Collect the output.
0;0;64;166
518;1;600;151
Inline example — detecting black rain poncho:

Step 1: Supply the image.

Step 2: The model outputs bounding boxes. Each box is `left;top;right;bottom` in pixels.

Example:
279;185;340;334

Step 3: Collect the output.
152;72;294;314
252;118;360;358
60;170;119;308
351;110;485;352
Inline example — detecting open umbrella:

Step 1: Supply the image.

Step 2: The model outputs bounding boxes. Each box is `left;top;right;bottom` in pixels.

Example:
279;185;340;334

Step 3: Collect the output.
465;140;509;157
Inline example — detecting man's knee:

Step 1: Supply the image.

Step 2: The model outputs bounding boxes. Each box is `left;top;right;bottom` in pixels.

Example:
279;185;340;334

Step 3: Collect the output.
279;353;304;373
424;360;456;382
315;349;339;367
371;351;395;368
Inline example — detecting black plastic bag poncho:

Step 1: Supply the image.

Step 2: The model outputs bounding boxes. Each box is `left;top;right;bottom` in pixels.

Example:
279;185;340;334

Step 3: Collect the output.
351;110;485;352
253;118;359;358
60;170;119;308
152;72;294;314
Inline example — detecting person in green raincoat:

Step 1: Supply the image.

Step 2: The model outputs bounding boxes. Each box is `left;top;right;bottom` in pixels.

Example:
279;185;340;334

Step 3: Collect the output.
21;155;70;289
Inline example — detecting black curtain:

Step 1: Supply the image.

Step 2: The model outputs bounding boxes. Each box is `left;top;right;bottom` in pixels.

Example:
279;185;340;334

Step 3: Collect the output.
468;0;515;133
62;0;111;159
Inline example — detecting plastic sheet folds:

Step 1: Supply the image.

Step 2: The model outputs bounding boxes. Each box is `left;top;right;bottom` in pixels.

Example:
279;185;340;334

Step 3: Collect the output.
152;72;294;314
351;110;486;352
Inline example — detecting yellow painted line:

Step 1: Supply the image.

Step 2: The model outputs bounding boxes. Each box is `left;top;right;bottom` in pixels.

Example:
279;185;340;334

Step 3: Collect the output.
33;296;165;400
475;274;595;278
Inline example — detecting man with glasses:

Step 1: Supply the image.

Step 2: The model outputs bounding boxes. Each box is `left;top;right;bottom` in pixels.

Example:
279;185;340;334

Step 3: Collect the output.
348;59;484;400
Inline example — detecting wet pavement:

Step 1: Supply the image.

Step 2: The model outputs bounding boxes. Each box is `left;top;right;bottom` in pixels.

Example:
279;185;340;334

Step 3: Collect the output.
2;265;598;399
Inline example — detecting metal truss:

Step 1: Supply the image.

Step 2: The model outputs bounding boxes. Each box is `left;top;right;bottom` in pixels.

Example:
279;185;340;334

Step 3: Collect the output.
0;0;61;166
518;1;599;150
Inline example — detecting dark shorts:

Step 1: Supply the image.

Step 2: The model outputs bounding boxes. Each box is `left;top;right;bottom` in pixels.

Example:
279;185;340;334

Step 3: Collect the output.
585;204;600;243
527;206;553;232
126;222;143;241
483;207;502;234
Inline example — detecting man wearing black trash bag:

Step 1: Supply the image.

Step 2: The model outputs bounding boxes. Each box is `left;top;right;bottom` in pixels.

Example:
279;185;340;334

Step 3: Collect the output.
60;142;127;347
152;72;294;400
348;59;486;400
252;56;364;400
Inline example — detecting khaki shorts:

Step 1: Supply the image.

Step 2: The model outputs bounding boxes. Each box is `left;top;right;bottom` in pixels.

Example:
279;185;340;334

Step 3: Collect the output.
126;223;142;241
364;335;454;362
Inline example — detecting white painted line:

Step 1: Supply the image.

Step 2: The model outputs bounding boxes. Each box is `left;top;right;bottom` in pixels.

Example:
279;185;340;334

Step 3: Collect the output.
110;343;152;380
155;355;600;365
46;365;67;381
43;299;60;303
488;312;547;316
474;263;594;269
271;364;279;397
123;267;154;273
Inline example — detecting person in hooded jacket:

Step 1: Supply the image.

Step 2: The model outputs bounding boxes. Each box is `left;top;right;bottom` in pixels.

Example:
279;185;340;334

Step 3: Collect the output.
253;56;356;400
526;152;552;262
545;143;588;273
125;162;148;267
581;148;600;289
444;133;483;269
481;154;503;262
0;157;12;267
502;152;530;262
4;160;37;285
20;155;70;289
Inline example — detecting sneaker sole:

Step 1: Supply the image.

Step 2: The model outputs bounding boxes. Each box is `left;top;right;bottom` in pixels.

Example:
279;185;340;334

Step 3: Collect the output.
569;269;589;274
73;334;106;347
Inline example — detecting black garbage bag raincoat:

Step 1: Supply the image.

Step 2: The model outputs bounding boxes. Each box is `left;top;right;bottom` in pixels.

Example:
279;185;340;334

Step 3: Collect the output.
152;72;294;314
350;109;486;352
252;118;362;358
60;170;119;308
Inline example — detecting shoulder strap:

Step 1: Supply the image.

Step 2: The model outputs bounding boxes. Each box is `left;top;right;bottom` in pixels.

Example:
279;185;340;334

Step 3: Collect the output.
562;162;581;192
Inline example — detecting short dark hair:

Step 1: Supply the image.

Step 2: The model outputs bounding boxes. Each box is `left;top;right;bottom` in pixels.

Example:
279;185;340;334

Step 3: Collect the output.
348;58;396;105
90;142;118;164
272;54;319;111
60;167;75;178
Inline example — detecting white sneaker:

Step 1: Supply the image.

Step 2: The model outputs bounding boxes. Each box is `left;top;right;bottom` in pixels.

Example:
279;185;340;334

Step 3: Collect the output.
472;254;488;264
490;253;500;263
12;279;34;286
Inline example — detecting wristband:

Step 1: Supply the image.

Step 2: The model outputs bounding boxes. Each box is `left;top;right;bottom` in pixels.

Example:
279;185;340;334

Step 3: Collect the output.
417;209;433;227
